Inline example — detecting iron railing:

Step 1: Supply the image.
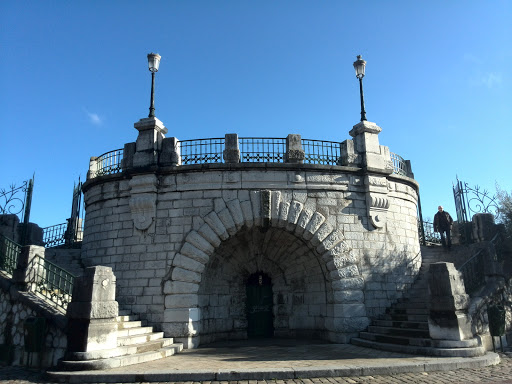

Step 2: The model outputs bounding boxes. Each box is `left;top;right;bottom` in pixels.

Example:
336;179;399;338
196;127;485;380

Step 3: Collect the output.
302;139;342;165
179;138;225;165
239;137;286;163
390;152;408;176
458;233;502;295
418;220;441;244
93;149;124;177
42;223;68;248
27;256;75;311
459;249;485;295
88;139;409;177
0;234;21;276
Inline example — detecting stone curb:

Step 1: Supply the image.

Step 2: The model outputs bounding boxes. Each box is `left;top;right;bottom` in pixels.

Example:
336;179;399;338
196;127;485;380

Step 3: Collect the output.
46;352;501;383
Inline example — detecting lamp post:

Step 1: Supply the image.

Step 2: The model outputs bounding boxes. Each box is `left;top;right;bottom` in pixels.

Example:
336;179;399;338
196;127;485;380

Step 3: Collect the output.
353;55;367;122
147;53;161;118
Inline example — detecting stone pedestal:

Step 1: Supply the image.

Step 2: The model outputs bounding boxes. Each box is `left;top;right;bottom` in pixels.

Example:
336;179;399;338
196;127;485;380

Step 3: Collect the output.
428;262;473;341
12;245;45;290
66;266;119;352
348;121;393;173
472;213;497;242
163;308;201;348
133;117;168;167
345;121;394;229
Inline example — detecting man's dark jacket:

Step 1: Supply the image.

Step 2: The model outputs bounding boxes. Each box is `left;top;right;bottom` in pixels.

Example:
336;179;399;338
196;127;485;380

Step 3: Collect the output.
434;211;454;232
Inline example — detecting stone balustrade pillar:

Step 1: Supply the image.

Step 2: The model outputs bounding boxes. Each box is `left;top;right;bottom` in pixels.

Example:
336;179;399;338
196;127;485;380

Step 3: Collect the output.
285;134;305;163
428;262;473;341
223;133;240;163
160;137;181;166
87;157;99;180
66;266;119;352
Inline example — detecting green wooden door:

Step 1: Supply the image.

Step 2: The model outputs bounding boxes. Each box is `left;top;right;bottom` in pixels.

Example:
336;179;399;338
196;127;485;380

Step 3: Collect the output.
246;273;274;338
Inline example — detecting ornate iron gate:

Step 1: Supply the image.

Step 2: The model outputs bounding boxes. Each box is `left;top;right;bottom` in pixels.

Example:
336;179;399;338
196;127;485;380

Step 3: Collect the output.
66;178;83;246
0;176;34;245
453;177;500;244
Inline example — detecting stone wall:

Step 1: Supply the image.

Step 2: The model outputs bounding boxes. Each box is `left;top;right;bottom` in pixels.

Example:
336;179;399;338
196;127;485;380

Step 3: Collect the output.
81;165;420;346
0;276;67;367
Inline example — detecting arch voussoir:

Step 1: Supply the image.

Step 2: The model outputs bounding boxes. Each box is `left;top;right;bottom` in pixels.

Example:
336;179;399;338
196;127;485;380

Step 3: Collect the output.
204;211;229;240
303;212;326;241
285;201;303;232
186;230;215;255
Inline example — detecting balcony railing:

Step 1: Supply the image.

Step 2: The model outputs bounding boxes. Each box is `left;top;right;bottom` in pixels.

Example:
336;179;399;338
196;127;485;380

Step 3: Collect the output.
390;152;408;176
179;138;224;165
88;137;410;179
302;139;342;165
240;137;286;163
91;149;124;177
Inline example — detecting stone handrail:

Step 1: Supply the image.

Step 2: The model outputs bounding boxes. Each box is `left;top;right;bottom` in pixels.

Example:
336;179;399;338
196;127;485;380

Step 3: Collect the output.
87;135;413;179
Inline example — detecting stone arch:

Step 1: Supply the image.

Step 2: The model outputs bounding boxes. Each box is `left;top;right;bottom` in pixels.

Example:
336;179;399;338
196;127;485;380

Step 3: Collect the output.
164;190;367;344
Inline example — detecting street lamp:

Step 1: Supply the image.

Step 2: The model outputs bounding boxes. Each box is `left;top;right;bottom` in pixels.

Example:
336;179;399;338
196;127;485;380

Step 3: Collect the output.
353;55;367;122
147;53;161;118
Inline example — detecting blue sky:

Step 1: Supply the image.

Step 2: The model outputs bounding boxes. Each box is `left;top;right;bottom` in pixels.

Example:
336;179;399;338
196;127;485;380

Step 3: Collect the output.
1;0;511;228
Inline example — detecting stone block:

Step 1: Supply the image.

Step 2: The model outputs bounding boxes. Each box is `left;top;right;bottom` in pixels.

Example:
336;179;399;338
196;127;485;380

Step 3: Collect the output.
165;294;199;308
330;303;367;318
164;307;201;322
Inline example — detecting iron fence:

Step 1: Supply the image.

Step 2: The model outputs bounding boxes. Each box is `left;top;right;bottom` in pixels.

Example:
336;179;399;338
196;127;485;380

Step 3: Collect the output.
239;137;286;163
418;220;441;244
390;152;408;176
27;255;75;311
459;249;485;295
0;234;21;276
302;139;342;165
94;149;124;177
88;139;411;177
179;138;225;165
42;223;68;248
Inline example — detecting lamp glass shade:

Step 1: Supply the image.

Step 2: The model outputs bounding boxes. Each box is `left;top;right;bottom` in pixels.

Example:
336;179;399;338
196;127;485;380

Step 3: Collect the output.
353;55;366;79
147;53;161;72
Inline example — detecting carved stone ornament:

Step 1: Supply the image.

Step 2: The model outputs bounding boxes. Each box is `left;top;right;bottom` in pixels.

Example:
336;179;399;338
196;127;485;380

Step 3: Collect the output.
367;193;389;229
129;194;157;231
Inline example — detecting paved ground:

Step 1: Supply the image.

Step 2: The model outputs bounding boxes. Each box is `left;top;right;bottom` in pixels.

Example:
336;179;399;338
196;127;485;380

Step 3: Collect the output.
1;340;512;384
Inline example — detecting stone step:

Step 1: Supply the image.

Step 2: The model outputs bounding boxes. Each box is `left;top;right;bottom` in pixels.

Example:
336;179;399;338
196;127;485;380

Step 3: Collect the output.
58;344;183;371
352;337;485;357
117;320;143;329
379;313;428;322
367;325;430;338
373;319;429;330
358;331;432;347
393;301;428;310
64;338;176;361
116;326;155;337
386;307;429;315
116;315;139;322
117;332;165;347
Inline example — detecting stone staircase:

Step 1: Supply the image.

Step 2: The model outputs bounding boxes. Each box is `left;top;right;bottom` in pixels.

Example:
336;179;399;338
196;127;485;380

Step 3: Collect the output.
58;311;183;370
352;245;486;357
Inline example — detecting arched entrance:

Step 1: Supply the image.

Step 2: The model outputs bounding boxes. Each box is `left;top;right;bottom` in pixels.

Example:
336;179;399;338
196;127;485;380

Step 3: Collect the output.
196;227;330;345
246;272;273;338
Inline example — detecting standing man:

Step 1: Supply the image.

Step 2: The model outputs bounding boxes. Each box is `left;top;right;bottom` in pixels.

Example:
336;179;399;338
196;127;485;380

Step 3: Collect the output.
434;205;454;250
